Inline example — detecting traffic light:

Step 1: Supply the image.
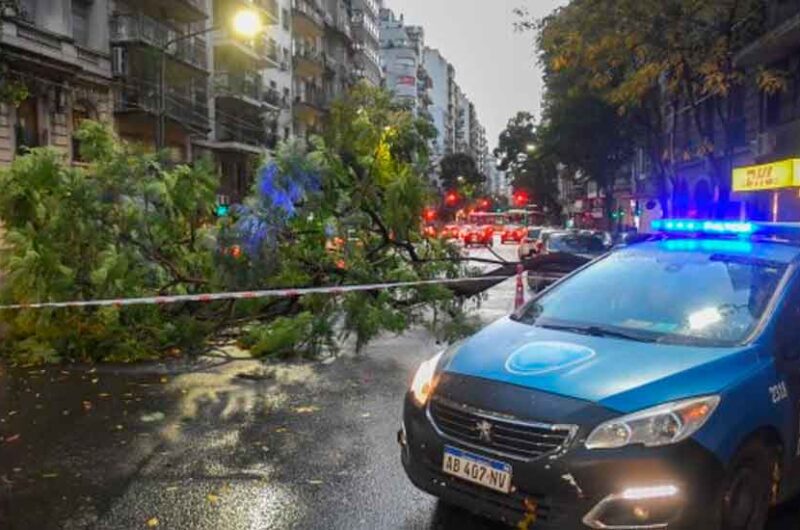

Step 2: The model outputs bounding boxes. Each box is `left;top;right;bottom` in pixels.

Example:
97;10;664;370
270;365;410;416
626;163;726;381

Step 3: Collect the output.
513;190;529;207
478;198;490;210
423;208;437;222
445;191;459;207
215;194;231;218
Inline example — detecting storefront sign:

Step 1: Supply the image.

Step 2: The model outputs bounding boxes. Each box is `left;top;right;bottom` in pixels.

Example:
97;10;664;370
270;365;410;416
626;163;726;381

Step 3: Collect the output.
732;159;800;192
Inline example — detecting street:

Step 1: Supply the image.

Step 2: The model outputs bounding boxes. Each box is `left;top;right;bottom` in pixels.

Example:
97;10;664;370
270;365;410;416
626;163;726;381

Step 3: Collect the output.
0;240;798;529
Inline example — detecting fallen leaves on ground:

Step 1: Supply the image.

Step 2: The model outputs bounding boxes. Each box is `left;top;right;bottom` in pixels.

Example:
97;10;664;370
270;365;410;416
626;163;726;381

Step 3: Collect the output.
146;517;159;527
4;434;21;443
293;405;319;414
306;479;324;485
206;493;219;505
41;473;59;479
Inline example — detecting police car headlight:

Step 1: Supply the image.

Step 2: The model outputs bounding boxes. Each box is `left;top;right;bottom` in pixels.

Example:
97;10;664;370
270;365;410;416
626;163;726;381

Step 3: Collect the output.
585;396;720;449
410;351;445;407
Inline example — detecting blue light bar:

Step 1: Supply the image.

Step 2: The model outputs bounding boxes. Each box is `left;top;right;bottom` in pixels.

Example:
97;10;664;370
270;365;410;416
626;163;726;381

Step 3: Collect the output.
651;219;755;236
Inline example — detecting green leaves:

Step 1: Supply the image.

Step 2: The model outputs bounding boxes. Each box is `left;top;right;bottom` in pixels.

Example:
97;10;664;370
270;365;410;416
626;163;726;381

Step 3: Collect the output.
0;122;221;363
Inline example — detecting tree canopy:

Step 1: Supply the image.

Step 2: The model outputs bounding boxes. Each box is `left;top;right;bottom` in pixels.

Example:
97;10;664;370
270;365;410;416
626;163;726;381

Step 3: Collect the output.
516;0;772;216
0;85;478;363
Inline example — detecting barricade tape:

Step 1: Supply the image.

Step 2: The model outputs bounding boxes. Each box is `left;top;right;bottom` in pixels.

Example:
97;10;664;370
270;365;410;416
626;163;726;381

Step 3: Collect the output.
0;275;518;311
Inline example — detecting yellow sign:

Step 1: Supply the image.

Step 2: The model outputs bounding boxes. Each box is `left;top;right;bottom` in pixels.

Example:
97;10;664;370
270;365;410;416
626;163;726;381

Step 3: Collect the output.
732;159;800;192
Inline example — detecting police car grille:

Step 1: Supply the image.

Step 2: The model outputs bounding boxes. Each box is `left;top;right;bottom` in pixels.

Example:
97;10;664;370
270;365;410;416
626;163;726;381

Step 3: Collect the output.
429;398;573;460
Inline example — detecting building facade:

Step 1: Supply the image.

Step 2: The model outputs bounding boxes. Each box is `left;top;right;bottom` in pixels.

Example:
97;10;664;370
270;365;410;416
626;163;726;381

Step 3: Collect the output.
350;0;381;86
0;0;114;165
379;8;427;113
422;47;454;164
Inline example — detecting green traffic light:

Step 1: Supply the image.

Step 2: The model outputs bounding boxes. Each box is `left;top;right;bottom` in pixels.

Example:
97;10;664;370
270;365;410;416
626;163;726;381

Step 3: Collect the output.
216;204;230;217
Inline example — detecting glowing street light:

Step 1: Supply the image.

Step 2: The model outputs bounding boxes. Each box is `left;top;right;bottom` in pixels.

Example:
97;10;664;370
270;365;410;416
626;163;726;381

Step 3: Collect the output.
232;8;263;38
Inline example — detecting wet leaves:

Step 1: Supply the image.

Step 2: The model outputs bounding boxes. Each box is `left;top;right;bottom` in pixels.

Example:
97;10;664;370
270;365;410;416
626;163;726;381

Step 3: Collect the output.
146;516;159;527
206;493;219;505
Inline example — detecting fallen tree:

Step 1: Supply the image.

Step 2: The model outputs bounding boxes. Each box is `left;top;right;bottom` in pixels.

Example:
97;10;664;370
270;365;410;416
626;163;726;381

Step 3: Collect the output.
0;86;511;364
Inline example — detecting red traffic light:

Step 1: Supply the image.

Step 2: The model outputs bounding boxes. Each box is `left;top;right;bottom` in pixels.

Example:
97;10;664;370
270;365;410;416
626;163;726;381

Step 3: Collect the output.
514;190;529;206
445;191;459;206
423;208;437;222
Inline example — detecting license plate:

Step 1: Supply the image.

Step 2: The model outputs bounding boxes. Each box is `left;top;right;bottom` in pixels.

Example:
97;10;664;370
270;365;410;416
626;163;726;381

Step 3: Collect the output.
442;446;512;494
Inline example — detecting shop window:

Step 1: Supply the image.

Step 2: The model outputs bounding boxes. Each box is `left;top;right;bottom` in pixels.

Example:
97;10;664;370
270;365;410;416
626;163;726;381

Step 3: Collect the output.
15;97;39;154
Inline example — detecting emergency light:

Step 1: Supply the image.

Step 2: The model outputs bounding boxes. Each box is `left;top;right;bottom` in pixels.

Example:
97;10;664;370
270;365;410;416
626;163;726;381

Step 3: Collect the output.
651;219;800;241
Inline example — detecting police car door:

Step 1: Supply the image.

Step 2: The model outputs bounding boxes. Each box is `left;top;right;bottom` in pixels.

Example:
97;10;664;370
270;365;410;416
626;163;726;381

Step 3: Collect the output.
774;273;800;492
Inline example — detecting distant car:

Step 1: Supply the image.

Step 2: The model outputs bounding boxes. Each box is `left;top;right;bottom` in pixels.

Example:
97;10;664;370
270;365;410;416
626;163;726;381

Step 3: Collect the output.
500;225;525;245
462;225;494;247
527;231;611;291
439;224;461;240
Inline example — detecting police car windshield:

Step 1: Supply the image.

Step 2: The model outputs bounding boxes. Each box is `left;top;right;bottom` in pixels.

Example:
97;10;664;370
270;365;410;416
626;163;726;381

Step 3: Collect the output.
516;249;788;346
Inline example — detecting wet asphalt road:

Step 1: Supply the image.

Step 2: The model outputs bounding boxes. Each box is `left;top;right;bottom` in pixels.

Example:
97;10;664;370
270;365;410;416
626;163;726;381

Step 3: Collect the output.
2;241;800;529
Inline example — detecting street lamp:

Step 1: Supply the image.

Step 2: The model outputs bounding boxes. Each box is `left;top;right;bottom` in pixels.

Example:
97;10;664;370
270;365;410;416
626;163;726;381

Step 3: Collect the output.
156;8;264;150
526;144;536;153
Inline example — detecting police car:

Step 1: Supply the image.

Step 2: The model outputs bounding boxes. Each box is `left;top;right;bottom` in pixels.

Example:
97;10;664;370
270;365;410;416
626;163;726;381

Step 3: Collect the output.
400;220;800;529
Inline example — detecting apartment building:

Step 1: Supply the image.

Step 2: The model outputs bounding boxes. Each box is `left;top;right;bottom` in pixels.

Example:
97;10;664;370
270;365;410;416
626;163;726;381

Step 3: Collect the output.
350;0;382;86
0;0;114;164
322;0;356;107
378;8;430;115
264;0;294;144
659;0;800;222
291;0;326;138
422;47;455;162
454;86;470;154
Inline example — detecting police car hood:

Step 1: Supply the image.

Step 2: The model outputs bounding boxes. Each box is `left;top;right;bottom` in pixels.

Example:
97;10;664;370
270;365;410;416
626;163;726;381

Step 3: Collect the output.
443;317;760;414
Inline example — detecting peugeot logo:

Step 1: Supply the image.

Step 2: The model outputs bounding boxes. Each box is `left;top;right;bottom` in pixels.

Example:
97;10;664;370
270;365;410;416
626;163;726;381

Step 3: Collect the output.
476;420;493;443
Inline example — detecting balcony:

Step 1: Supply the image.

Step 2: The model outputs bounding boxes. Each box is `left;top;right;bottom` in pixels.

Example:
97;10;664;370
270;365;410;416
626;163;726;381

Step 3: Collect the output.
294;46;324;77
262;88;289;109
292;0;324;37
132;0;208;23
110;13;209;71
351;10;379;44
214;28;262;63
329;7;353;39
249;0;280;24
215;71;262;108
114;78;210;132
215;116;273;150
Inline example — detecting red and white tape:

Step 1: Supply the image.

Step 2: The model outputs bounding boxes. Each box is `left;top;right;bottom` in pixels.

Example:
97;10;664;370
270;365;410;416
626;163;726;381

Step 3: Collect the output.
0;275;516;311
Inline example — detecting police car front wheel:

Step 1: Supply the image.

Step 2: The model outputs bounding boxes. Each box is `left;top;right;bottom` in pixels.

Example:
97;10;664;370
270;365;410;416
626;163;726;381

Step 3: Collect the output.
718;439;778;530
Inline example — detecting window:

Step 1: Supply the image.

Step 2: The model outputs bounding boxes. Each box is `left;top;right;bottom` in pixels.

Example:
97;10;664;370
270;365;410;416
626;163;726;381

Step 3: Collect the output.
766;90;782;127
72;0;91;48
282;8;290;30
16;97;39;154
72;101;95;162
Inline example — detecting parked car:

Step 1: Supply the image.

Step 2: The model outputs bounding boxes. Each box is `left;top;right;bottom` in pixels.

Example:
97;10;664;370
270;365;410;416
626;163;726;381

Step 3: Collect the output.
527;230;611;291
517;227;554;260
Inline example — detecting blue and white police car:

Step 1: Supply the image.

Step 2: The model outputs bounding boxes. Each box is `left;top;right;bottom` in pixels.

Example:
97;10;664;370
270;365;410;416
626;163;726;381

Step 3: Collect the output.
400;220;800;529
